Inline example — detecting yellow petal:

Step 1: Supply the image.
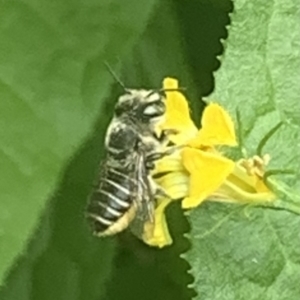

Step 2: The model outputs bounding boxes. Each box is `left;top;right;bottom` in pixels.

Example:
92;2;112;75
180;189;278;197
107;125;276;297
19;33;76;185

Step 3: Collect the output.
181;148;235;208
188;103;237;148
142;198;173;248
213;178;275;203
209;155;275;203
230;158;274;195
161;78;198;144
153;152;185;174
152;152;188;199
255;178;272;194
155;171;189;200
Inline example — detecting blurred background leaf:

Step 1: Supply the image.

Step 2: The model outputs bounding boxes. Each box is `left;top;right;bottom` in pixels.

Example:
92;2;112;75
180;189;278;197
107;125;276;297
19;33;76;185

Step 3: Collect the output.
0;94;125;300
0;0;157;285
185;0;300;299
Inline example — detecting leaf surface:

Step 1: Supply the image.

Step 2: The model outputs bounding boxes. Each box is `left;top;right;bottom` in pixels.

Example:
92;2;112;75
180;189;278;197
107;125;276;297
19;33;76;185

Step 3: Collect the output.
0;0;157;284
185;0;300;299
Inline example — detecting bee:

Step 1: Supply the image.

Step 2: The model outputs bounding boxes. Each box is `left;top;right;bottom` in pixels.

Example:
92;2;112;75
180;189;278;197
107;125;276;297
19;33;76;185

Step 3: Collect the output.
86;81;179;239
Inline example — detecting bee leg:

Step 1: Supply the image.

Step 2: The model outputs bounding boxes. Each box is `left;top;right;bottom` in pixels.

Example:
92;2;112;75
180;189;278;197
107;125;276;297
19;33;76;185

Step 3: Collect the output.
146;152;166;162
145;160;155;170
145;152;165;171
155;186;172;199
146;145;184;164
163;144;184;156
156;129;179;144
148;176;171;200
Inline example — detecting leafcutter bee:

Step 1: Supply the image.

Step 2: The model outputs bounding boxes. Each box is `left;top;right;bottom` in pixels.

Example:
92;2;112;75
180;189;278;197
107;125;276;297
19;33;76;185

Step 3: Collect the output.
86;81;179;239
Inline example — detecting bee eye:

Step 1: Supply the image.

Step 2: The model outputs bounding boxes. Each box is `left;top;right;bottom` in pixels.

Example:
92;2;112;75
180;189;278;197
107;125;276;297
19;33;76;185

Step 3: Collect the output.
143;101;165;117
143;104;159;116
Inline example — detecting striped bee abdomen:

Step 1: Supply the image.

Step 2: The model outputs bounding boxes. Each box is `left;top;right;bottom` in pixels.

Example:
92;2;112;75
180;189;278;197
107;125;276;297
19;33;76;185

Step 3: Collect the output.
86;167;137;235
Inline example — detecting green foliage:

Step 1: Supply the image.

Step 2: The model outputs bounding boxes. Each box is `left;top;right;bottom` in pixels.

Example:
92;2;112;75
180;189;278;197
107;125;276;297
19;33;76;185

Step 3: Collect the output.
186;203;300;300
0;0;157;286
0;128;117;300
185;0;300;299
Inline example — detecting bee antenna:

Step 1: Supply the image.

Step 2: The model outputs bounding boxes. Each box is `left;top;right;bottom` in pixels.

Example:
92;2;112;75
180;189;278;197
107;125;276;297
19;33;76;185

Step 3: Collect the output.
147;87;186;98
160;87;186;93
104;61;127;91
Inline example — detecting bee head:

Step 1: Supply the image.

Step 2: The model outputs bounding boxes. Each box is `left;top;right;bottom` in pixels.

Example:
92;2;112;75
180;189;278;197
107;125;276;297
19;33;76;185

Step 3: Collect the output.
114;89;166;125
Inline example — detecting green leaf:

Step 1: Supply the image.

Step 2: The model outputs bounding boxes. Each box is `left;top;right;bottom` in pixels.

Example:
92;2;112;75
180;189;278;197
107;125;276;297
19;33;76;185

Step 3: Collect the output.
0;116;116;300
0;0;157;284
185;0;300;299
186;203;300;300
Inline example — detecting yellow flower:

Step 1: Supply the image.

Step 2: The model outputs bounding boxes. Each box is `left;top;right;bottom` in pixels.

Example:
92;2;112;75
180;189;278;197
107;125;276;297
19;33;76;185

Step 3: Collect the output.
142;78;275;248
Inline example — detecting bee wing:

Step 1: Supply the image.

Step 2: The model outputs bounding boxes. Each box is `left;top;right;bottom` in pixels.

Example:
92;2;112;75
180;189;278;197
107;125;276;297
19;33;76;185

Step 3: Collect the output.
129;152;155;239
